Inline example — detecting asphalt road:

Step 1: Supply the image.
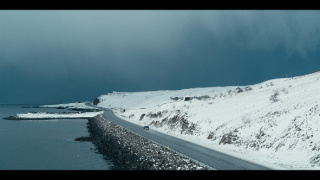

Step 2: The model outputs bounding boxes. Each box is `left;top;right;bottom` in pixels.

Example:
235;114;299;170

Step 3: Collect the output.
86;102;272;170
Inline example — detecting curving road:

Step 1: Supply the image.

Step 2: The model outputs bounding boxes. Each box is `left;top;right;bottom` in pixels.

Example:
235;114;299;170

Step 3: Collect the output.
86;102;271;170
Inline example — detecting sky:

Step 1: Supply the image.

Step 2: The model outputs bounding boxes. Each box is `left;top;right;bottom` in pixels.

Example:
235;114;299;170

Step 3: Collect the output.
1;10;320;104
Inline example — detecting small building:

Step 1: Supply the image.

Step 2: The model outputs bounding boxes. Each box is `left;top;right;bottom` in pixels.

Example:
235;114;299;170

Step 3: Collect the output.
199;95;210;100
170;97;179;101
235;87;243;93
184;96;193;101
244;86;252;91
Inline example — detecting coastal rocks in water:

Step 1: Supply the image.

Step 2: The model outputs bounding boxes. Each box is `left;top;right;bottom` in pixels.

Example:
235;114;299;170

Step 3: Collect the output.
74;136;93;142
70;108;101;112
3;116;18;120
56;106;65;109
21;105;40;108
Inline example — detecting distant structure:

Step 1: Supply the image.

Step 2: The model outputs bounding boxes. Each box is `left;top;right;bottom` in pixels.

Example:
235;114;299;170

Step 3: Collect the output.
170;97;179;101
184;96;193;101
93;97;100;105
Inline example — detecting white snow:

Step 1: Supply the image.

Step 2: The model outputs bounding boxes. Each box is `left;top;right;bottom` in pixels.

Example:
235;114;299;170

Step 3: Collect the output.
40;101;97;109
16;101;103;119
15;111;103;119
92;71;320;170
41;71;320;170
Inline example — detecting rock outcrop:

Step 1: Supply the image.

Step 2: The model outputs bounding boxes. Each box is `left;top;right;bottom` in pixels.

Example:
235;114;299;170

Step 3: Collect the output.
93;97;100;105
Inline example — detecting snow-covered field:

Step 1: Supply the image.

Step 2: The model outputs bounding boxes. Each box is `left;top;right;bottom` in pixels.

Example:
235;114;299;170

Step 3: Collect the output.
11;102;102;119
14;111;103;119
91;71;320;170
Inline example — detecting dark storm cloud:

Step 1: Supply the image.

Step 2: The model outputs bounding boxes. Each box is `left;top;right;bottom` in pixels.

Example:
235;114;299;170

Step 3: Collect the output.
197;10;320;58
1;10;320;104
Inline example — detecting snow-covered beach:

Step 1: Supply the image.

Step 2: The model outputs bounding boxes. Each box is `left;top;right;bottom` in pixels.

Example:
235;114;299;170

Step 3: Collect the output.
5;111;103;120
4;104;103;120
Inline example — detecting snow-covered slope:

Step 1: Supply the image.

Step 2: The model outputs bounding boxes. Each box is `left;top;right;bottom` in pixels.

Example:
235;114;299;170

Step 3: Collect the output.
94;71;320;170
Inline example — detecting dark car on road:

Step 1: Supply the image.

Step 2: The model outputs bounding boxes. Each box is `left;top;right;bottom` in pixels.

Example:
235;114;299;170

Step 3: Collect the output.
143;126;149;130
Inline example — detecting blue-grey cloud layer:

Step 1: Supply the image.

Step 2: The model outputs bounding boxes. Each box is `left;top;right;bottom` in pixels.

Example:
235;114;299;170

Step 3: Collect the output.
1;10;320;104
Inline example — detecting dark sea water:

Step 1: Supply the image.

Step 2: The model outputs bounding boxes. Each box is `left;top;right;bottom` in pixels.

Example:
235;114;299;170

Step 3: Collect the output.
0;104;113;170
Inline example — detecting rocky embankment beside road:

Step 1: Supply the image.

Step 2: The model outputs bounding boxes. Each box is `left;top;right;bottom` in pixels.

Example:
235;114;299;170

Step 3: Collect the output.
86;114;212;170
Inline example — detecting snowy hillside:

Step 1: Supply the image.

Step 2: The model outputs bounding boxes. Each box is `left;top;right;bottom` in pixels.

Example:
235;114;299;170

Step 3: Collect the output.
93;71;320;170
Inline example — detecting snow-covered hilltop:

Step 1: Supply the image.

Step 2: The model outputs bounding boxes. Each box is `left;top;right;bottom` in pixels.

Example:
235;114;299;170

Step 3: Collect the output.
94;71;320;170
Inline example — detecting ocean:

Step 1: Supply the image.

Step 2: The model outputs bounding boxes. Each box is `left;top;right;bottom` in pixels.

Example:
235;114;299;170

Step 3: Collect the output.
0;104;113;170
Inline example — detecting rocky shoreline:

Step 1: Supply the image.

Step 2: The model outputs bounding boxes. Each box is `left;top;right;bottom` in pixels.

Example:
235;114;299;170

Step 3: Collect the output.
4;106;213;170
86;114;213;170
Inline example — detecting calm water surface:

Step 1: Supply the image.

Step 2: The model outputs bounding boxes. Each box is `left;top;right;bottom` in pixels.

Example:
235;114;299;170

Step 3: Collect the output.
0;104;113;170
